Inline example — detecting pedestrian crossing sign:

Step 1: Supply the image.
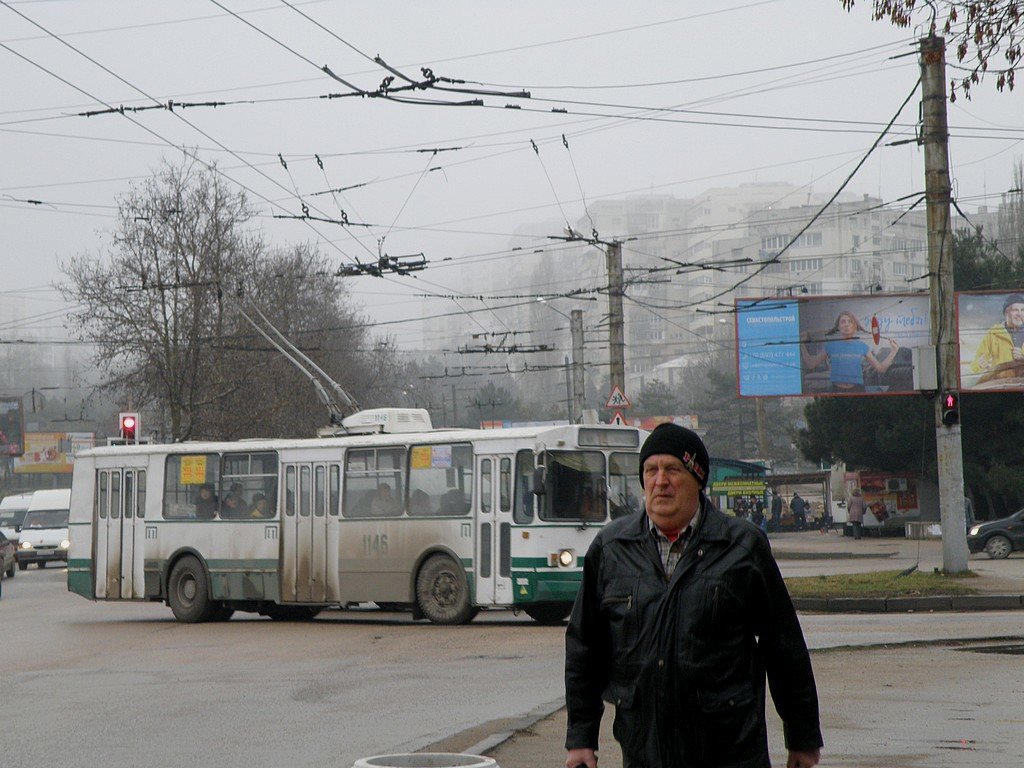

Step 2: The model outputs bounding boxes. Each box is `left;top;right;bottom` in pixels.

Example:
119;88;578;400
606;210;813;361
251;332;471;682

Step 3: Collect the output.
605;386;631;409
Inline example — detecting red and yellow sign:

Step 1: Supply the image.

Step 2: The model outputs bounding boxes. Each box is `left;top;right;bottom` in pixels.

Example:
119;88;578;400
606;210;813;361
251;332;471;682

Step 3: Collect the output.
12;432;94;474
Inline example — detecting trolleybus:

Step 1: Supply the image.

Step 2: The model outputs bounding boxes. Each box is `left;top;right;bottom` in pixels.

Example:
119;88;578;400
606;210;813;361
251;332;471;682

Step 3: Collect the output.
67;408;645;624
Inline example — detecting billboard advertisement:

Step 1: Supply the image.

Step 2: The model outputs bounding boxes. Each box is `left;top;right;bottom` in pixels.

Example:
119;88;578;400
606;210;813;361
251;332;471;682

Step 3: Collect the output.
736;294;931;397
0;396;25;456
957;290;1024;391
12;432;95;474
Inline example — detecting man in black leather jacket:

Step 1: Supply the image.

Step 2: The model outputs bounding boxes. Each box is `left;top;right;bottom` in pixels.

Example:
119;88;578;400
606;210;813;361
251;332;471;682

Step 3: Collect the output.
564;424;822;768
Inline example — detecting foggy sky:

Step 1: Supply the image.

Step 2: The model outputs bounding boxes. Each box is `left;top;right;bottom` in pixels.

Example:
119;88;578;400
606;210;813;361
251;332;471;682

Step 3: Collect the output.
2;0;1021;356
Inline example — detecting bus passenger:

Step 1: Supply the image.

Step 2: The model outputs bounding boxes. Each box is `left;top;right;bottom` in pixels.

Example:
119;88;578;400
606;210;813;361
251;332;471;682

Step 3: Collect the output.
249;493;272;519
195;483;218;519
409;489;432;515
370;483;400;516
222;483;246;518
440;487;467;515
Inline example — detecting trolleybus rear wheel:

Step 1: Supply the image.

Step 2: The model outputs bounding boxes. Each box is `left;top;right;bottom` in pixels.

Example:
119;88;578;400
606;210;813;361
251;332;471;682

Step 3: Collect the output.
415;554;474;625
167;556;213;623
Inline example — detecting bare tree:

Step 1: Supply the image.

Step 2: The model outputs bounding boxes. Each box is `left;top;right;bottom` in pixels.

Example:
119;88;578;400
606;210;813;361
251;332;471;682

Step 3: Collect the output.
842;0;1023;97
62;158;403;440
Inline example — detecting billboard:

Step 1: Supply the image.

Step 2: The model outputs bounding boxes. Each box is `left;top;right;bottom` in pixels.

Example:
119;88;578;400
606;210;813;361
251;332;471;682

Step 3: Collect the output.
736;294;931;397
12;432;95;474
0;397;25;456
957;290;1024;391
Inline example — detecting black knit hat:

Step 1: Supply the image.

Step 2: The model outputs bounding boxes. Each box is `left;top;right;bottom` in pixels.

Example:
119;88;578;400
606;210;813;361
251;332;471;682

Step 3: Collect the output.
638;423;709;488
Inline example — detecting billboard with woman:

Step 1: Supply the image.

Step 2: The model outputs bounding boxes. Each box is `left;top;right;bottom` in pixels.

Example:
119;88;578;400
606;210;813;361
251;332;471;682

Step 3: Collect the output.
736;294;931;397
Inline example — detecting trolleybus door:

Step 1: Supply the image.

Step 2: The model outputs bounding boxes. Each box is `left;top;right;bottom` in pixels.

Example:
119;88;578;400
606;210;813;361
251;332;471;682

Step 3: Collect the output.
95;468;146;599
475;455;513;605
281;463;338;604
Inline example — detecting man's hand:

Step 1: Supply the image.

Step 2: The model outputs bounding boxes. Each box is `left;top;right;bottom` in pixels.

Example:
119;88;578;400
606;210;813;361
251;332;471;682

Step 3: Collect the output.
787;748;821;768
565;747;597;768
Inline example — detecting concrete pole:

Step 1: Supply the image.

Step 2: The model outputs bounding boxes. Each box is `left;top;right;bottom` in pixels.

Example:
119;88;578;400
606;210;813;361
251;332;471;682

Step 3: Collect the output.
606;241;626;395
920;35;968;572
756;398;769;459
564;355;573;423
571;309;586;422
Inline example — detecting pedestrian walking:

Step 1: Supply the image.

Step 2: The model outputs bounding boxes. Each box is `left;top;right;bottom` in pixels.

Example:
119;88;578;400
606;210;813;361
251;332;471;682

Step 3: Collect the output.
564;423;823;768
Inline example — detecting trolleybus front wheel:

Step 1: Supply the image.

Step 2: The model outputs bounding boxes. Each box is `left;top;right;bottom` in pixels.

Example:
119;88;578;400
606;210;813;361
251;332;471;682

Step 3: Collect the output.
415;554;475;625
167;556;214;623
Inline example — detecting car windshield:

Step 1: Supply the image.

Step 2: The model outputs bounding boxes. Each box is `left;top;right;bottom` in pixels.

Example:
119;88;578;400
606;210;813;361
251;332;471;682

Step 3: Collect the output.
22;510;69;529
0;508;28;527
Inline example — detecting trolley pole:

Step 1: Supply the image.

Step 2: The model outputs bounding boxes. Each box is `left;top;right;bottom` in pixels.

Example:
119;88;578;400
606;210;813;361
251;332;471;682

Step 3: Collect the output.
606;241;626;395
921;34;968;572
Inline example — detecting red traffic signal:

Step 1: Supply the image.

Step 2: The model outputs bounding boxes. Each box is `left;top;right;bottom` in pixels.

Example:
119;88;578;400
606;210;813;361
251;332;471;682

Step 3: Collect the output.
940;392;959;427
119;412;139;441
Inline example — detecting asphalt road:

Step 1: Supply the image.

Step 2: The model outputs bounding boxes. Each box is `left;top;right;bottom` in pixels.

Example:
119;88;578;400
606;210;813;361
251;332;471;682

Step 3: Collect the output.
3;567;565;768
4;558;1024;768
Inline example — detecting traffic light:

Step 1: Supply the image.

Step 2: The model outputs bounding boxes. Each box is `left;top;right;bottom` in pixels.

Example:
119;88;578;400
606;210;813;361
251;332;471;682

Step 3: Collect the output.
119;412;139;442
940;392;959;427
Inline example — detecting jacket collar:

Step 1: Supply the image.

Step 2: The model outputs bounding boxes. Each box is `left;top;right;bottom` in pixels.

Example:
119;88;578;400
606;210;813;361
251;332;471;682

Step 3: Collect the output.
610;494;730;545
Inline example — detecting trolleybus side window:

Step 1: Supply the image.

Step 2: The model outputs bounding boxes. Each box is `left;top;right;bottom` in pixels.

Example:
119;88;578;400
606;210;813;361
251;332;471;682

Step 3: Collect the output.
609;452;642;519
221;452;279;519
539;451;607;522
514;450;535;523
407;443;473;517
344;447;407;518
163;453;220;519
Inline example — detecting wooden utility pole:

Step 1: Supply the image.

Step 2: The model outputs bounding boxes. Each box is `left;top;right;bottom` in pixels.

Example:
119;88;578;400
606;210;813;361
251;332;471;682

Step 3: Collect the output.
921;35;968;572
606;241;626;395
571;309;586;422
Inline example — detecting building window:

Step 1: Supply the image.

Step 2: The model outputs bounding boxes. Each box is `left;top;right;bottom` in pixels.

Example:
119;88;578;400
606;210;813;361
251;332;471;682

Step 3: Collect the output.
789;258;823;273
792;232;822;248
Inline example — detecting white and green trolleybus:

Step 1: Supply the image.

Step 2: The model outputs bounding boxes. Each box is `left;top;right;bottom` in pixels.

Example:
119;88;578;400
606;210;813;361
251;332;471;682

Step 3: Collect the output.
67;408;645;624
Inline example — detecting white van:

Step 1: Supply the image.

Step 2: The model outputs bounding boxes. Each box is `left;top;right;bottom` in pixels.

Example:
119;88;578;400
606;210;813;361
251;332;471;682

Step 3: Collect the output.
15;489;71;570
0;492;34;542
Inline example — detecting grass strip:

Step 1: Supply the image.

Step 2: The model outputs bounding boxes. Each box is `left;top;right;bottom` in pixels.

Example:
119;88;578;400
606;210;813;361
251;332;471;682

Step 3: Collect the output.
784;568;979;599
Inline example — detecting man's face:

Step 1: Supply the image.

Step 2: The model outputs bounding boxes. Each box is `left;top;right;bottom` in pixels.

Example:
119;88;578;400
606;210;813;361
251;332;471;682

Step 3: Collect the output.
642;453;700;532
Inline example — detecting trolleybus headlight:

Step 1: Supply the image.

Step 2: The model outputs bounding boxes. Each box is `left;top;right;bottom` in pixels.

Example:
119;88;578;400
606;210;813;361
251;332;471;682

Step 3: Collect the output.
60;539;71;550
550;549;574;568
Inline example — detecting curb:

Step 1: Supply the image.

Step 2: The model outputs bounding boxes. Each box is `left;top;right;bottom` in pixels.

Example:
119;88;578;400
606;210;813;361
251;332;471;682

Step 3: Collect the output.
773;550;893;561
462;696;566;756
793;594;1024;612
